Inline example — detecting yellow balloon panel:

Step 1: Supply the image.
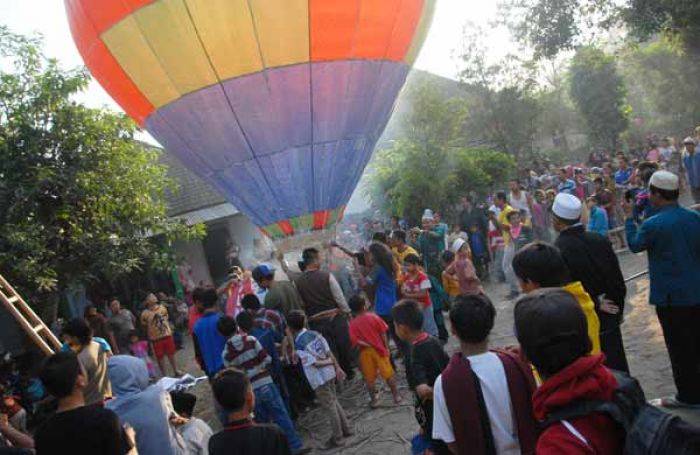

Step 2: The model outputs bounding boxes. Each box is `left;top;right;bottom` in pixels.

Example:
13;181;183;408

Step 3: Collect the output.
101;15;180;108
184;0;263;80
249;0;309;69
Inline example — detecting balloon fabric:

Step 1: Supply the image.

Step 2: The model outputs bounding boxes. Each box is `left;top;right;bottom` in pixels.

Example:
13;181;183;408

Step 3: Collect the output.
64;0;435;241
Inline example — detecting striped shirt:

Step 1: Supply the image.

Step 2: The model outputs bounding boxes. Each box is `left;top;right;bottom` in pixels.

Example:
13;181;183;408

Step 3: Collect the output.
253;308;285;336
222;334;273;389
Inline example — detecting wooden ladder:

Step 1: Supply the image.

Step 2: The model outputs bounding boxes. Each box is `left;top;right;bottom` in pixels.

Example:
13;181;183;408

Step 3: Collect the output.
0;274;62;356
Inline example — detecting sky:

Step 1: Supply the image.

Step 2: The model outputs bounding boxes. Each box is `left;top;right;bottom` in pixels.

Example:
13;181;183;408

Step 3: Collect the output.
0;0;513;116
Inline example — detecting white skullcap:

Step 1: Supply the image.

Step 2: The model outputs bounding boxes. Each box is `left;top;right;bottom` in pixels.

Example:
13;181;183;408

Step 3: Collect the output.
683;137;696;145
451;238;467;254
422;209;434;221
552;193;582;221
649;170;679;191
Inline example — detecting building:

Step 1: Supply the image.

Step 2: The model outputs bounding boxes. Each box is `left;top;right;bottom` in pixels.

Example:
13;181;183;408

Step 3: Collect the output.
159;150;271;287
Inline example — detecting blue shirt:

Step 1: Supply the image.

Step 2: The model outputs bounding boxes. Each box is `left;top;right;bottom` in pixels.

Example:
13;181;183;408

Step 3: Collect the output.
614;168;632;186
366;265;397;316
557;179;576;194
193;312;226;376
587;206;609;237
626;204;700;306
251;326;282;377
683;152;700;189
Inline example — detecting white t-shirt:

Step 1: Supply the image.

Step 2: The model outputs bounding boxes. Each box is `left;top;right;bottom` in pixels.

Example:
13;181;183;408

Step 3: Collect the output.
179;417;213;455
509;191;530;217
432;352;520;455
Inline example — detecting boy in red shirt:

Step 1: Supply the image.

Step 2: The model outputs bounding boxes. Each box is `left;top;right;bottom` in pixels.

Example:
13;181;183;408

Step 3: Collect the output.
348;295;401;407
401;254;439;338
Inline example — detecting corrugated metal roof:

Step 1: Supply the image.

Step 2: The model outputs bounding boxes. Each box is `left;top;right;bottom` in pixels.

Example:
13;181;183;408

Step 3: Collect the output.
174;202;239;225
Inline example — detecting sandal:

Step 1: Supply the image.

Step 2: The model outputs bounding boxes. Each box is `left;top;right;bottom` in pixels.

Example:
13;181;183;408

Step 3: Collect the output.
650;396;700;409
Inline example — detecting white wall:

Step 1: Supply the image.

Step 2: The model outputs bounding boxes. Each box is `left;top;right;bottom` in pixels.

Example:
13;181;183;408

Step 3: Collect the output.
172;238;212;286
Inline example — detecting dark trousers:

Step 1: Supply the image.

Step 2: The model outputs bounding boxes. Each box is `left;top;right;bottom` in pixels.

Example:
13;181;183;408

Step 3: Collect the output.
599;313;629;373
309;314;356;379
656;306;700;404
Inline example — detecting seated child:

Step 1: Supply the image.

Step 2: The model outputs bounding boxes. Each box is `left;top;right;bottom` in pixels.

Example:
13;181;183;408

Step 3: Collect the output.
432;294;537;454
217;316;308;455
515;289;624;454
348;295;401;407
128;330;156;379
391;300;449;454
208;368;292;455
170;391;213;455
287;310;352;449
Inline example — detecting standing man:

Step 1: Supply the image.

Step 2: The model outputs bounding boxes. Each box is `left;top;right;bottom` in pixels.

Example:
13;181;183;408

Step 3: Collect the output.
556;168;576;195
682;137;700;204
509;179;531;218
417;210;446;279
252;264;303;318
291;248;355;380
191;287;226;378
488;192;518;298
108;298;136;355
625;171;700;407
140;293;181;377
552;193;630;373
458;196;488;240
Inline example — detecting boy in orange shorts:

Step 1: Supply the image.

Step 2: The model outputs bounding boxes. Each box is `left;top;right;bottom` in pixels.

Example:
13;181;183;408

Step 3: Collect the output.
348;295;401;408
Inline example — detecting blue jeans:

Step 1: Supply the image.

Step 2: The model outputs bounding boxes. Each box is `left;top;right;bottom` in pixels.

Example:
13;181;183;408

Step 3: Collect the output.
254;382;303;452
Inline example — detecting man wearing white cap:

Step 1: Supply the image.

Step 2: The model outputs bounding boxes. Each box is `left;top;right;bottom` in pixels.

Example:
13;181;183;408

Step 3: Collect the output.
417;209;446;278
625;170;700;407
552;193;630;373
681;137;700;203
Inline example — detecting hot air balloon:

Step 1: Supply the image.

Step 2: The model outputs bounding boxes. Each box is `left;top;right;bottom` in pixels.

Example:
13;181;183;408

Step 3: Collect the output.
64;0;435;247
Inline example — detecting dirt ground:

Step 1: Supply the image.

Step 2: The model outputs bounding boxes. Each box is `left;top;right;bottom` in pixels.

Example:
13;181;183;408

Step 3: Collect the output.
174;246;683;454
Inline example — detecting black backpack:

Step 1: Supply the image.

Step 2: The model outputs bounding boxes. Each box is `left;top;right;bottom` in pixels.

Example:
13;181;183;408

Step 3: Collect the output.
543;370;700;454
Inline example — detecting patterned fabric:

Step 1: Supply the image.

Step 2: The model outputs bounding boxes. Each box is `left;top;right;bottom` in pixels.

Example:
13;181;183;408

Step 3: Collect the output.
223;335;273;390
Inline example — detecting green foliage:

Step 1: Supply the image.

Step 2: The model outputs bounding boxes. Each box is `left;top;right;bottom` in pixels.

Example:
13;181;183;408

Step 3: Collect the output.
619;39;700;134
502;0;700;58
569;46;630;150
0;27;203;301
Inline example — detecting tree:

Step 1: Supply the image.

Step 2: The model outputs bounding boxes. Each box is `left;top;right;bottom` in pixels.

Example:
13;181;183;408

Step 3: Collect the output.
0;28;203;310
456;25;541;166
503;0;700;58
569;46;630;150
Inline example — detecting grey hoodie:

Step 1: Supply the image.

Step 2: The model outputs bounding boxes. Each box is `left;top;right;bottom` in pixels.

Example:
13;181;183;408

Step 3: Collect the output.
106;355;185;455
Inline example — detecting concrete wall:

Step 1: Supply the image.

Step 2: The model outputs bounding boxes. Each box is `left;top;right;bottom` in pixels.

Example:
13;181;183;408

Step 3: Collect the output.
172;238;213;286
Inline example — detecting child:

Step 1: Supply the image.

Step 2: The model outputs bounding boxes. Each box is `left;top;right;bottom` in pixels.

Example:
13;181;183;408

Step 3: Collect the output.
347;295;401;407
209;368;292;455
401;254;439;338
286;310;352;449
217;317;308;455
391;300;449;455
36;352;133;454
512;242;602;357
515;289;624;454
586;195;609;237
468;224;490;280
439;251;459;309
170;391;213;455
128;330;157;379
432;294;538;454
235;311;289;413
444;238;484;296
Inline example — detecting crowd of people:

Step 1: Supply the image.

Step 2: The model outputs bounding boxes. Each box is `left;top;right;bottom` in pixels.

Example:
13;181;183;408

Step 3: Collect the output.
1;132;700;455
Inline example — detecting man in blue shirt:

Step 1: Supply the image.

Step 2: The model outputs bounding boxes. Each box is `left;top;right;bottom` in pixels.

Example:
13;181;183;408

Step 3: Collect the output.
614;156;632;188
556;168;576;195
682;137;700;203
192;287;226;378
625;170;700;407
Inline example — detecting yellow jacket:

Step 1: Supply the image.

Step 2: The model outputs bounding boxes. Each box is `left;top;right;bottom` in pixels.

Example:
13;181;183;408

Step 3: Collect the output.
563;281;601;355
